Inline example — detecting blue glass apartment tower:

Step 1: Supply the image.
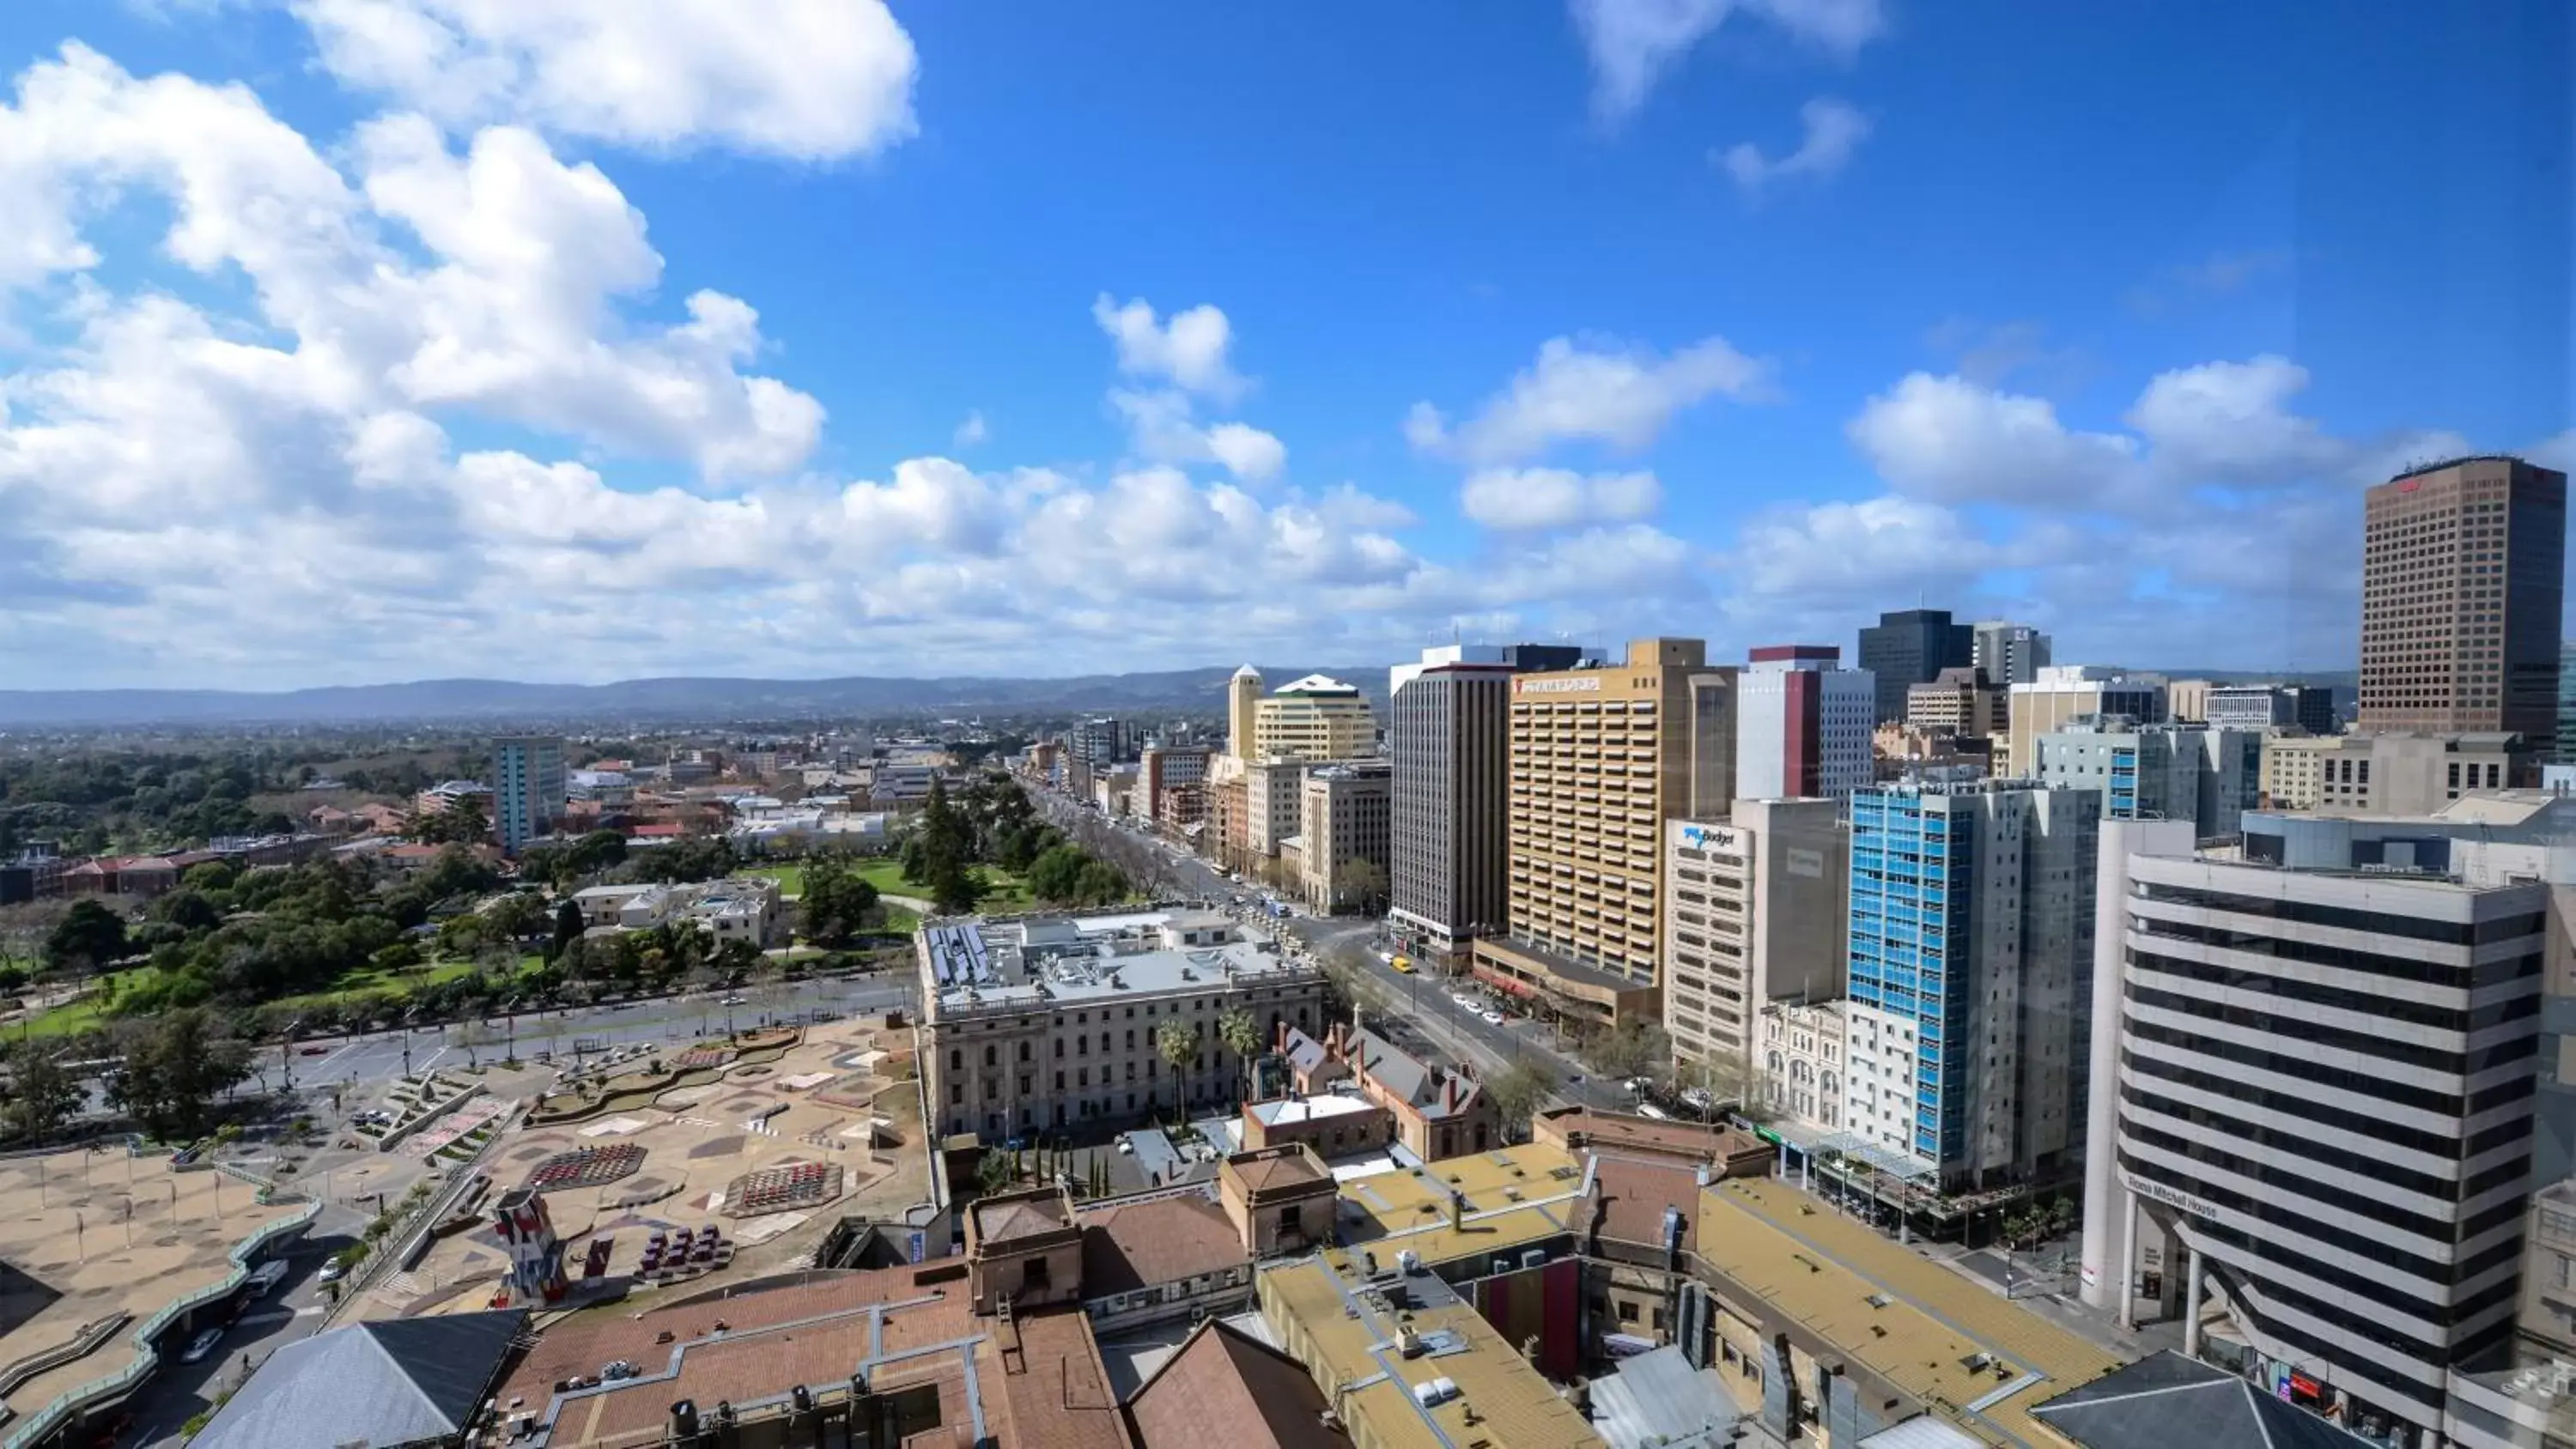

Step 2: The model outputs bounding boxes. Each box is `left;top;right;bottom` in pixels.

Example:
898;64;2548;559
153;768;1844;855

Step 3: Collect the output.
492;735;565;853
1845;780;2099;1187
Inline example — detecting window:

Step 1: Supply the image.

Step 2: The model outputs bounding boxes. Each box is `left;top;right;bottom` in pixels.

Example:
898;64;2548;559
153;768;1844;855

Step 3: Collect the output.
949;1048;963;1070
950;1085;963;1105
1018;1041;1031;1063
984;1045;997;1068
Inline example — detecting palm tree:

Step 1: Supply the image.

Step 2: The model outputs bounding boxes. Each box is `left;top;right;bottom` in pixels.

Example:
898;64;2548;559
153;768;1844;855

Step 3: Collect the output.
1154;1020;1196;1117
1216;1009;1262;1102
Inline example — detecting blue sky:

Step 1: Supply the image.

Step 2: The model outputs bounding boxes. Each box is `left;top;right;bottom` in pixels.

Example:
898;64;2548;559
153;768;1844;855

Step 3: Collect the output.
0;0;2567;689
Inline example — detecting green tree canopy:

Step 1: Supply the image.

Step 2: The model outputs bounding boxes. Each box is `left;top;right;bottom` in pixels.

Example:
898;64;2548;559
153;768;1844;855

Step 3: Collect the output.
45;899;128;976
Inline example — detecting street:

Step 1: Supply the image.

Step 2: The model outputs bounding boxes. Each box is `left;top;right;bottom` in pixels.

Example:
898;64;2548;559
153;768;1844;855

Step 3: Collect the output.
123;1228;354;1448
1033;785;1631;1114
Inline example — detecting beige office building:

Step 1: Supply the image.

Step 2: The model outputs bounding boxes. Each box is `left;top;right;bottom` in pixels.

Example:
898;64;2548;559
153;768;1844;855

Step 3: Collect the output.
1225;664;1263;762
1296;761;1392;913
2358;456;2567;758
1253;675;1377;761
1662;799;1848;1092
1245;759;1309;856
2260;730;2524;814
1905;665;2005;736
1472;638;1736;1032
2004;666;2165;776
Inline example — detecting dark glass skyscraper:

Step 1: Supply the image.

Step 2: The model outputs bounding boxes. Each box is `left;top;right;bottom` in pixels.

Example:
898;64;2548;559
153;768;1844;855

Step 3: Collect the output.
1856;609;1974;723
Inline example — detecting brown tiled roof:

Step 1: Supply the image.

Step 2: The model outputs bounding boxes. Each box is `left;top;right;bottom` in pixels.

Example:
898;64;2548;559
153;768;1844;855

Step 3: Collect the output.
976;1196;1072;1244
1129;1319;1351;1449
1230;1152;1328;1195
989;1306;1133;1449
1078;1195;1244;1299
1589;1153;1704;1253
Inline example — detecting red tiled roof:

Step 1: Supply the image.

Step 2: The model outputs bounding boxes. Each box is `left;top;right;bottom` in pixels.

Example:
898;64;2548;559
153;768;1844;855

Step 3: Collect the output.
1078;1195;1244;1299
1129;1319;1349;1449
629;822;686;838
1589;1153;1706;1253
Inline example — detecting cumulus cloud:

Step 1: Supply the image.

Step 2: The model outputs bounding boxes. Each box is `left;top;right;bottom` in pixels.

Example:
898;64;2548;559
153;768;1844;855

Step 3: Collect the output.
1091;294;1246;401
1460;468;1662;531
1571;0;1886;121
1716;97;1869;195
1413;334;1771;465
1846;372;2142;507
1106;389;1287;484
290;0;919;159
952;409;988;450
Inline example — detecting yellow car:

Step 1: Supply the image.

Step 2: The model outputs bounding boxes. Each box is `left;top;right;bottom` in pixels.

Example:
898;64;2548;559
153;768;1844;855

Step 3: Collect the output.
1390;955;1414;974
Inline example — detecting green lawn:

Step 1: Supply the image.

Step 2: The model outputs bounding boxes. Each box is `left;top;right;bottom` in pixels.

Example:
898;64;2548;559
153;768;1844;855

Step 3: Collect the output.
750;864;805;899
848;858;1036;912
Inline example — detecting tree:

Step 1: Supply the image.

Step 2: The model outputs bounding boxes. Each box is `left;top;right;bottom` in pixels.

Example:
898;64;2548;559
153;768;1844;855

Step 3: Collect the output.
1154;1020;1196;1116
1216;1009;1263;1102
482;891;549;942
415;794;490;846
3;1046;83;1143
1583;1021;1675;1085
107;1008;252;1141
547;899;585;962
45;899;128;976
1339;858;1390;917
1488;1059;1560;1140
975;1149;1017;1197
801;859;882;946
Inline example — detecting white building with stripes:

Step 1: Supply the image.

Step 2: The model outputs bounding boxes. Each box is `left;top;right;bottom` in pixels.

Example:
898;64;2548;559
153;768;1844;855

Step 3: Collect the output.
2081;823;2546;1447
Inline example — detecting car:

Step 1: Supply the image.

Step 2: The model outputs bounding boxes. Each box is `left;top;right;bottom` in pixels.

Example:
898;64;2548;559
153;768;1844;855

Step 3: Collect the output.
1449;992;1476;1009
180;1327;223;1364
298;1044;330;1056
318;1258;346;1283
1480;1009;1505;1026
721;994;748;1006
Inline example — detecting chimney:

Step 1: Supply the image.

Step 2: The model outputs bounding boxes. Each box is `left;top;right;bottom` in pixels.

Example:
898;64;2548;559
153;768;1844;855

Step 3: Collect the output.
1448;1190;1464;1232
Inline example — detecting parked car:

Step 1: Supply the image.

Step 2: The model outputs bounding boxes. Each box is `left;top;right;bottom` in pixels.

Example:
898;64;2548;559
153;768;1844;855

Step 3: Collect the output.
318;1258;347;1283
298;1044;330;1056
1479;1009;1505;1026
180;1327;222;1364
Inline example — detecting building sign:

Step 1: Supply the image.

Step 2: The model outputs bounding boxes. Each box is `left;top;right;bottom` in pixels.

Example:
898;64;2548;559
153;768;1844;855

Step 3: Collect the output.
1678;822;1742;854
1517;676;1603;694
1786;847;1826;879
2123;1171;2215;1221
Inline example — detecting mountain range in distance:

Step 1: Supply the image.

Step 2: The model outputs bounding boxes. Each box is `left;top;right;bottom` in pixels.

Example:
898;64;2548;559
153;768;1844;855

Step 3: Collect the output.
0;666;2360;729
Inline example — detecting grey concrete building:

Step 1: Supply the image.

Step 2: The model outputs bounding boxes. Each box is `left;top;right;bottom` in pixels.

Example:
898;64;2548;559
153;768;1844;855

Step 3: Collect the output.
2082;835;2543;1447
1856;608;1974;723
1971;620;2053;688
1297;760;1392;914
2031;717;2261;838
2205;682;2338;735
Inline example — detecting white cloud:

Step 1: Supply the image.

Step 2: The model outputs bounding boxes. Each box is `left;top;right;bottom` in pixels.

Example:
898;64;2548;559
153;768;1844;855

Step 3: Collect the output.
1716;97;1869;195
1091;294;1246;401
290;0;918;159
1416;334;1771;464
1206;422;1288;483
2123;355;2341;482
952;409;988;450
1570;0;1886;122
1846;372;2143;506
1460;467;1662;531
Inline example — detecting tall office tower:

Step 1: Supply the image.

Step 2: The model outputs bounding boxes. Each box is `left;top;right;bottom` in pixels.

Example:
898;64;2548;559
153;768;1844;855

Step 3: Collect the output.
1069;717;1136;767
1253;675;1377;761
1387;650;1516;970
1297;761;1394;914
1662;801;1848;1088
2005;665;2166;777
2031;718;2260;837
2084;834;2543;1446
2360;456;2567;761
1971;621;2054;688
1226;664;1263;761
1472;639;1735;1034
1842;781;2099;1186
1138;743;1210;815
491;735;565;853
1734;646;1877;800
2560;640;2576;764
1857;609;1975;723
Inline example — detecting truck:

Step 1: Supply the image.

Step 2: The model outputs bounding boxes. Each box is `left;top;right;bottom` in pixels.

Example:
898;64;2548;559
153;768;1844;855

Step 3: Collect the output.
246;1259;289;1297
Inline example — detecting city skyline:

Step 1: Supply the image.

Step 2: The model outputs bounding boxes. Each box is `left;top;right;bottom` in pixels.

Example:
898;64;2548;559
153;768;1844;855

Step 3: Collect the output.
1;2;2570;691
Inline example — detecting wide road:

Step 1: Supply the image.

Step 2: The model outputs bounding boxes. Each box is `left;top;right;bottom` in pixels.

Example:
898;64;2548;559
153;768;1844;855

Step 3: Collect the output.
278;973;918;1092
1031;783;1632;1114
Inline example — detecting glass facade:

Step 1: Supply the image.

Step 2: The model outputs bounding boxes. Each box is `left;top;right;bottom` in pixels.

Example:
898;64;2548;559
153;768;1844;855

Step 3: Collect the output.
1848;789;1972;1162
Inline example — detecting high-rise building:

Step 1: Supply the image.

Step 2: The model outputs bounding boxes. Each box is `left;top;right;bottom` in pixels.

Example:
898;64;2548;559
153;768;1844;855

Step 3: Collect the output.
1734;646;1877;801
1297;761;1393;914
1843;781;2099;1185
2360;456;2567;761
1226;664;1263;762
1905;666;2006;737
2256;730;2524;814
1662;802;1847;1090
1971;621;2054;688
2082;829;2543;1446
1856;609;1974;724
1253;676;1377;761
2004;666;2166;777
1472;639;1736;1032
491;735;564;853
2165;678;2214;724
2203;682;2339;736
2560;641;2576;765
1385;648;1534;968
1069;717;1137;768
2031;718;2259;837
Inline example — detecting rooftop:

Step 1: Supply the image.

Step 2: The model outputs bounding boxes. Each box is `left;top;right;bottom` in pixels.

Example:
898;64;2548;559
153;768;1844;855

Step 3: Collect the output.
1127;1318;1351;1449
1334;1143;1591;1268
974;1188;1077;1246
1260;1251;1601;1449
1078;1191;1246;1300
1692;1178;2125;1446
2032;1351;2375;1449
1271;674;1364;697
922;911;1308;1015
1248;1094;1381;1127
191;1310;526;1449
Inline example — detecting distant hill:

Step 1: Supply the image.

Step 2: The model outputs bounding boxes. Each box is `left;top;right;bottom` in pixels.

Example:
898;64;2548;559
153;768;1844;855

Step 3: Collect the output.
0;666;1392;728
